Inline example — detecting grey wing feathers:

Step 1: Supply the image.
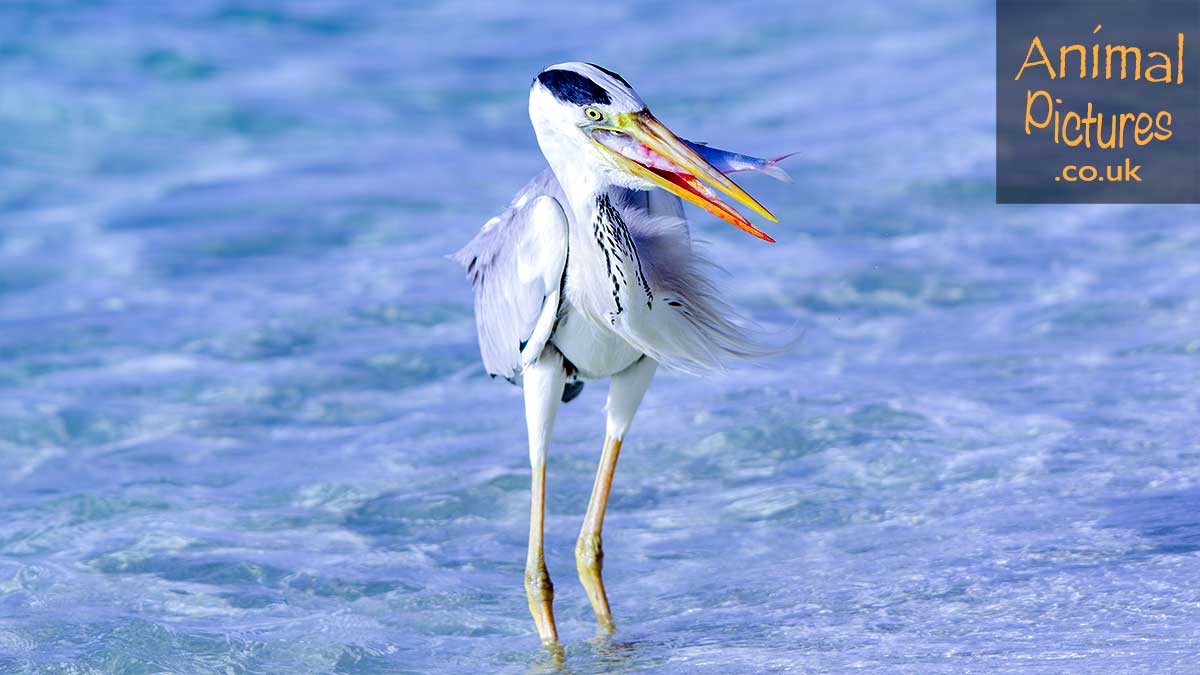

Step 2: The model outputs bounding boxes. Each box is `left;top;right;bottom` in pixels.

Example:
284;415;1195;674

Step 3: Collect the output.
644;186;686;222
617;184;772;372
453;170;569;382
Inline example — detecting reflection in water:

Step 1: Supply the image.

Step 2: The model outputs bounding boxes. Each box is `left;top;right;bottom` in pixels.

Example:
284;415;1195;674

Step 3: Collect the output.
524;643;568;675
586;633;638;672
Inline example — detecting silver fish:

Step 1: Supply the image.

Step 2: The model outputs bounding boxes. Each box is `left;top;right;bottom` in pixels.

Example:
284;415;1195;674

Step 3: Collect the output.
683;139;796;183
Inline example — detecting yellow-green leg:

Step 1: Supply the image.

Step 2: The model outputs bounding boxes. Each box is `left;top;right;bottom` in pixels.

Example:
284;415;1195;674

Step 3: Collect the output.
525;463;558;644
576;435;622;631
575;355;656;632
522;348;564;646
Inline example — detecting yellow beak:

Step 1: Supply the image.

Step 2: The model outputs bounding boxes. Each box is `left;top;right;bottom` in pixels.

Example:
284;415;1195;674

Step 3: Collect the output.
591;111;778;242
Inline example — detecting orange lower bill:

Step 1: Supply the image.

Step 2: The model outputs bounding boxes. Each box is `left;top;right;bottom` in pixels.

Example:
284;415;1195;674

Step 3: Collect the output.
594;111;778;243
647;167;775;243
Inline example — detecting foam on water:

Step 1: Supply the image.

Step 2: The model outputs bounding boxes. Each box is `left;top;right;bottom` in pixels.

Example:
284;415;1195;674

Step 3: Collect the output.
1;1;1199;673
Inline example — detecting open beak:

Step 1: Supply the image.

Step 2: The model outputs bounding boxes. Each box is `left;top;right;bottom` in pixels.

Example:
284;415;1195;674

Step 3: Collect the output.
591;111;778;242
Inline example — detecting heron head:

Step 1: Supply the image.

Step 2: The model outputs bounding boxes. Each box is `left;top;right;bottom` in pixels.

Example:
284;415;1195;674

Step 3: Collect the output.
528;62;777;242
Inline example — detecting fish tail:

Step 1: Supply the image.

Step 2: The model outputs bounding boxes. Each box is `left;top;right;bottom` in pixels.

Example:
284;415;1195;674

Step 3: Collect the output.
759;152;799;183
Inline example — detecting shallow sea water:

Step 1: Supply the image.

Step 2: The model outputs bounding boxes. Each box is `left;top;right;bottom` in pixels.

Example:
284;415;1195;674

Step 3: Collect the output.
2;1;1199;673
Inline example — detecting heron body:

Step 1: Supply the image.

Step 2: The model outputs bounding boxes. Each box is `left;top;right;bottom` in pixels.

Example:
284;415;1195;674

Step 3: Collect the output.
455;62;788;645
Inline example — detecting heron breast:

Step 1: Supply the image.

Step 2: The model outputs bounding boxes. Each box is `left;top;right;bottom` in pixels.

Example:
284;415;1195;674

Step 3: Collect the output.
550;305;642;379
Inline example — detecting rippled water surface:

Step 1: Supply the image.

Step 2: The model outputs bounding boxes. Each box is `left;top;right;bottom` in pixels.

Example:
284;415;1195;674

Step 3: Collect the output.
2;1;1199;673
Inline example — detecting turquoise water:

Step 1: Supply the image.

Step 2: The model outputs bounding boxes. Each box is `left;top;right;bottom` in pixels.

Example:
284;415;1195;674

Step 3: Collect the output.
2;1;1199;673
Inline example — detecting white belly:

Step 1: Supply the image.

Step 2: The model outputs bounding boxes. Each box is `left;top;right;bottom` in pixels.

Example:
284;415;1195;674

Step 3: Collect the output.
550;302;642;379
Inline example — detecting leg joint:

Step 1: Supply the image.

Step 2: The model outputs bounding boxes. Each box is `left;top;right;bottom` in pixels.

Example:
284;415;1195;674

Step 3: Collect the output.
524;564;554;600
575;533;604;573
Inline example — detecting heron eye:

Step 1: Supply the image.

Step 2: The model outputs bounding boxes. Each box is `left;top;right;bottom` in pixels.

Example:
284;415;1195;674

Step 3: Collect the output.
584;108;603;122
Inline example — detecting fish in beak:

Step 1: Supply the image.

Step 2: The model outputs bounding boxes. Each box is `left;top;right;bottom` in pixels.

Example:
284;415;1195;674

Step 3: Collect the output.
591;111;780;242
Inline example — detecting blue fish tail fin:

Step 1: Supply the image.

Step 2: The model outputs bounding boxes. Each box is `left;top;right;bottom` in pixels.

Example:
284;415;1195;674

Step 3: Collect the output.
760;152;799;183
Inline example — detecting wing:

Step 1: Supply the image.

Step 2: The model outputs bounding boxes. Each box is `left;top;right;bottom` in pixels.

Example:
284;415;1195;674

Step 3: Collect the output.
615;178;772;374
453;170;570;382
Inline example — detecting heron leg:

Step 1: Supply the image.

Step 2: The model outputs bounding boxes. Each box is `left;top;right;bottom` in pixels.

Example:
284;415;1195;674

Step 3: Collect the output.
576;356;657;631
523;348;565;645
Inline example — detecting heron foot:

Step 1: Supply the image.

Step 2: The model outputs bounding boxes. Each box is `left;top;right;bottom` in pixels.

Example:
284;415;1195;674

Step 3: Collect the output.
576;532;614;631
524;559;558;645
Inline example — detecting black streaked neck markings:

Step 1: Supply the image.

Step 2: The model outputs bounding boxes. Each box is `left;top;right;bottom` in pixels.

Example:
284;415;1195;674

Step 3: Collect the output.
593;194;652;323
537;69;611;106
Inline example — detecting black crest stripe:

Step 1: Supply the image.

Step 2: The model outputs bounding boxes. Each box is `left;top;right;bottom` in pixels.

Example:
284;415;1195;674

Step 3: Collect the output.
537;69;611;106
586;63;631;88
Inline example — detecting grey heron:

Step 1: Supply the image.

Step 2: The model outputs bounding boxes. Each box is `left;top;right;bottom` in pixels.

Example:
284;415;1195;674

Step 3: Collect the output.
455;62;789;645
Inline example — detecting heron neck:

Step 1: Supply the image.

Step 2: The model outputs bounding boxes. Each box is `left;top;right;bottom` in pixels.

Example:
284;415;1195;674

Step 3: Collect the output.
547;160;654;319
547;161;610;226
